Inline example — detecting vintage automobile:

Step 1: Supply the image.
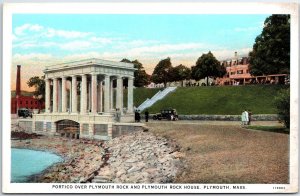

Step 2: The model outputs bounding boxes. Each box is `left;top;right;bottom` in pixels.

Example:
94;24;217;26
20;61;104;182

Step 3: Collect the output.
152;108;179;121
17;108;33;118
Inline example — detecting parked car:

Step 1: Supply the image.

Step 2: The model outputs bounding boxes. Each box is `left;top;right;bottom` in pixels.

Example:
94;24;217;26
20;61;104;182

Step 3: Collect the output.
152;108;179;121
18;108;32;118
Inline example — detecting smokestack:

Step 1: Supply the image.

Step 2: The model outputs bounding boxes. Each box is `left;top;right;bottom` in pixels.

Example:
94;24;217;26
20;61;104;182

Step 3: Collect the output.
16;65;21;97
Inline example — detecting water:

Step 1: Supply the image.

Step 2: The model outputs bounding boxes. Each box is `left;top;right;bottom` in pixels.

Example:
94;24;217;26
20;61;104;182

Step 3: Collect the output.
11;148;63;182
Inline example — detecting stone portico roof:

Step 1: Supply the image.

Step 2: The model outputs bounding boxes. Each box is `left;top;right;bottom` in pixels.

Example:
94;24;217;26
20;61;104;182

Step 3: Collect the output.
44;58;136;73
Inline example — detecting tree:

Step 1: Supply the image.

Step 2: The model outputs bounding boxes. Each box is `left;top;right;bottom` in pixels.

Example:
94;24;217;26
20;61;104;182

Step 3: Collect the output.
249;15;290;76
121;59;150;87
151;57;173;87
274;87;290;128
27;75;45;104
171;64;191;86
192;51;226;86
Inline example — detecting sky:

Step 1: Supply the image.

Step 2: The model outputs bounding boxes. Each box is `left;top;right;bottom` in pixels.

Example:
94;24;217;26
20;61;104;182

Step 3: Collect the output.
11;14;270;91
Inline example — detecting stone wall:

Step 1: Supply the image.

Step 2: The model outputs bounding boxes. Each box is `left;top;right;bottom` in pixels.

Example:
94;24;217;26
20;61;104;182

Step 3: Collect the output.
18;121;33;132
146;114;279;121
178;114;279;121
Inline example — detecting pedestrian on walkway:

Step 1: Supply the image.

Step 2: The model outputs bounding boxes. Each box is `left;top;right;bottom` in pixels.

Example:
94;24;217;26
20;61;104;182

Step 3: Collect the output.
241;110;247;126
248;110;252;125
115;108;121;122
145;110;149;122
135;109;138;122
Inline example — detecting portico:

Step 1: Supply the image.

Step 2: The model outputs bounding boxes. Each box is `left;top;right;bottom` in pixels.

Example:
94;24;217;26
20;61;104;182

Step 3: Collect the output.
28;58;141;140
44;59;134;115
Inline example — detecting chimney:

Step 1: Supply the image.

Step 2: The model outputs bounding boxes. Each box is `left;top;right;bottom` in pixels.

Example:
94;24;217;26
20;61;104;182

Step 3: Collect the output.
16;65;21;97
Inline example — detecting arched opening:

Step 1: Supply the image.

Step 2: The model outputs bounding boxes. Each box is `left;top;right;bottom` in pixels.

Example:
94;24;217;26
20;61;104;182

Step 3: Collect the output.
56;120;80;139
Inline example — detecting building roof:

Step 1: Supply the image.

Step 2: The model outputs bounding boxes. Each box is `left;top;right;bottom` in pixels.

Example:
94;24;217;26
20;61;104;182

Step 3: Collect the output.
44;58;135;73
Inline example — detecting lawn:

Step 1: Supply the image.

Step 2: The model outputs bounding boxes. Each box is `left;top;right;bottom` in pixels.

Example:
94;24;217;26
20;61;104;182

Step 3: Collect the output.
148;121;289;184
146;85;288;115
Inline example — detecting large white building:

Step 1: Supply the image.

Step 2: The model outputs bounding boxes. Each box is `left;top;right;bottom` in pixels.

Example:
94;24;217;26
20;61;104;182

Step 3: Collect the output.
19;58;144;140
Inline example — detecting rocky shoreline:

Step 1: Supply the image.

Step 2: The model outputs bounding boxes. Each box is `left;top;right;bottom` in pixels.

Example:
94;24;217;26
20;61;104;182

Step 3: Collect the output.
94;131;185;183
11;129;185;183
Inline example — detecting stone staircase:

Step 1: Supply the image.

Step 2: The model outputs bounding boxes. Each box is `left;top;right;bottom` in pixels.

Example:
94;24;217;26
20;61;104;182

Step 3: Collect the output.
137;87;177;111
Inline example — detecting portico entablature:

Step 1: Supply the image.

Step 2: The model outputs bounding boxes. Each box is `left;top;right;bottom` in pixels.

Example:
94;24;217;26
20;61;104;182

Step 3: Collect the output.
44;58;135;78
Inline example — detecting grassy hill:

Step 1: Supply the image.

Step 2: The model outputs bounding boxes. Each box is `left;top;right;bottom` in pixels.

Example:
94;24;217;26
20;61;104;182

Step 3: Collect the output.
140;85;288;115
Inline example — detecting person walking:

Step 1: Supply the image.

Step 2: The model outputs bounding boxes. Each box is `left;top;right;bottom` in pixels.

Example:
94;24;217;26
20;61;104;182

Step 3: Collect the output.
145;110;149;122
115;108;121;122
137;110;141;122
134;109;138;122
245;109;249;125
241;110;248;126
248;110;252;125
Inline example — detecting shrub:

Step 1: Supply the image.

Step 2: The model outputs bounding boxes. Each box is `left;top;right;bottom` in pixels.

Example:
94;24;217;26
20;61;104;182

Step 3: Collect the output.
274;87;290;128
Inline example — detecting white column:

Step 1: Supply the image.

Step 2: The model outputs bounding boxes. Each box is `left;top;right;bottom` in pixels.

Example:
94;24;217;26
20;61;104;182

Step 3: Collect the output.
110;78;114;110
98;81;103;112
88;80;91;112
45;78;50;113
104;75;110;113
52;78;58;113
80;74;88;114
61;76;67;113
68;80;71;112
91;73;98;114
58;79;61;112
71;75;77;113
127;76;134;113
116;76;123;112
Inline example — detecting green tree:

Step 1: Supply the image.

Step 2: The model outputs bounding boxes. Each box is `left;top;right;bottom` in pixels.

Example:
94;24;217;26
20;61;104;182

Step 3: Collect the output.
27;75;45;104
249;15;290;76
151;57;173;87
171;64;191;86
274;87;290;128
192;51;226;86
121;59;150;87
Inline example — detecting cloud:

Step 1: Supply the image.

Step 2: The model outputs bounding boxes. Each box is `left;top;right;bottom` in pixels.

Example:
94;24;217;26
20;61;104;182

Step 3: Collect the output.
44;28;92;39
59;41;92;51
14;24;44;36
13;24;116;51
90;36;113;44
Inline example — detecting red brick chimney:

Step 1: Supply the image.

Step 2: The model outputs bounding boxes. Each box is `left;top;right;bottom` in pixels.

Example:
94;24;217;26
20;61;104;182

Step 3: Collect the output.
16;65;21;97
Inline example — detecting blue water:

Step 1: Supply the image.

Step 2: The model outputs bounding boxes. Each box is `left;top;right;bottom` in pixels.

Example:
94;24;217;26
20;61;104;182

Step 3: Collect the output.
11;148;63;182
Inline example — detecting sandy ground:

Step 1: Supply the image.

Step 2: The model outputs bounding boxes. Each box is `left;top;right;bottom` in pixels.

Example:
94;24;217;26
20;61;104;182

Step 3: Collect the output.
147;121;289;184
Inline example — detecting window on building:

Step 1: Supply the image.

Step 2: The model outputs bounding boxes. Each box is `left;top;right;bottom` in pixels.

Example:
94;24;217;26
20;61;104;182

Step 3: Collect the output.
237;70;243;74
246;69;249;73
231;72;236;75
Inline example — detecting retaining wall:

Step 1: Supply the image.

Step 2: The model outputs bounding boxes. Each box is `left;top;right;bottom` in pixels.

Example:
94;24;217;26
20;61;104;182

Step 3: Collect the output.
146;114;279;121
